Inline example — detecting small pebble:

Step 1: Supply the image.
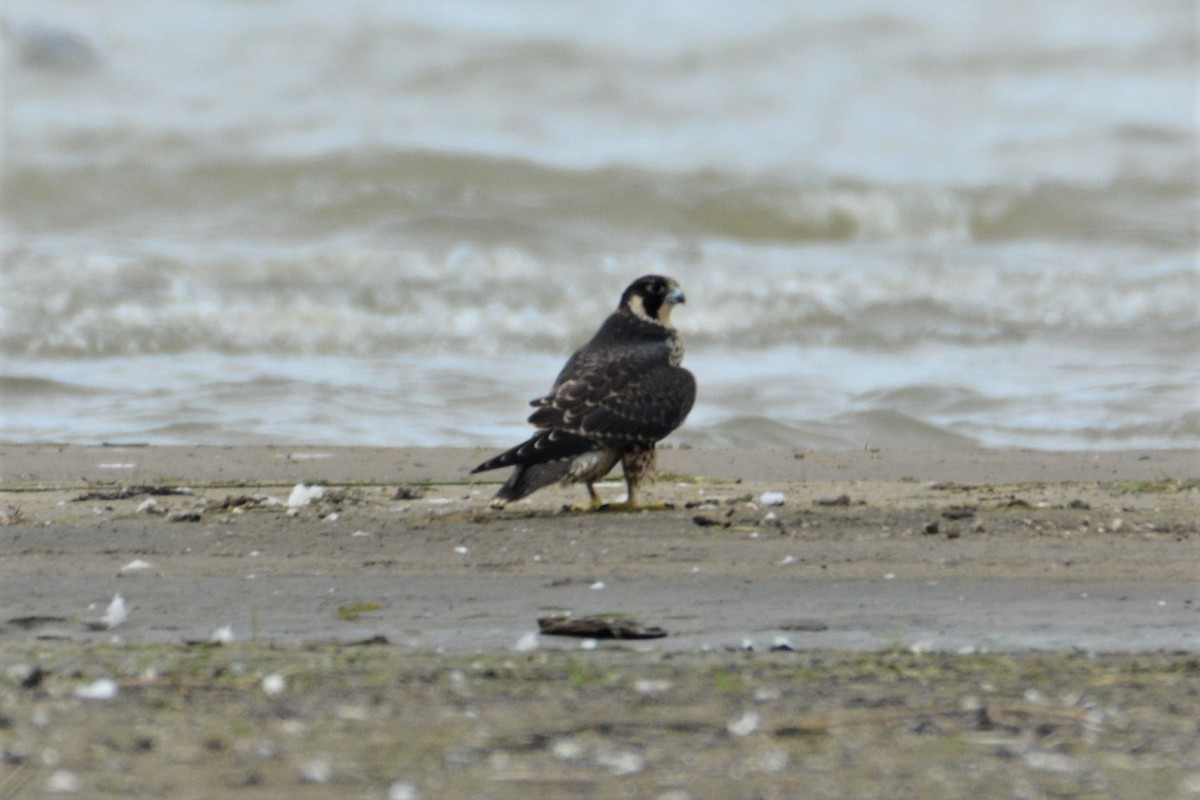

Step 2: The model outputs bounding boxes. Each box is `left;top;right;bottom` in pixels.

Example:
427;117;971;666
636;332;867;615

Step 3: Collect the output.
552;738;584;760
262;673;286;696
74;678;118;700
727;710;761;737
750;746;789;773
46;770;79;794
1024;751;1084;774
595;749;645;776
513;632;539;652
247;738;279;760
300;758;332;784
633;678;672;695
388;780;420;800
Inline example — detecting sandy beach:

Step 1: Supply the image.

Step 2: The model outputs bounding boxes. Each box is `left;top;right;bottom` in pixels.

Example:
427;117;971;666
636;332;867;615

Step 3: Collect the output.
1;444;1197;798
6;1;1196;794
2;444;1197;652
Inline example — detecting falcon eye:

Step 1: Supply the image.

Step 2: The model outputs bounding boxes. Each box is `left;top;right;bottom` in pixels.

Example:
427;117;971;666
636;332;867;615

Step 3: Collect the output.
647;282;666;295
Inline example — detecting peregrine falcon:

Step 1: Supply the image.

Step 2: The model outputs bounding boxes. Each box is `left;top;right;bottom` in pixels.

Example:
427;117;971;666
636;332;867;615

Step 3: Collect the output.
472;274;696;511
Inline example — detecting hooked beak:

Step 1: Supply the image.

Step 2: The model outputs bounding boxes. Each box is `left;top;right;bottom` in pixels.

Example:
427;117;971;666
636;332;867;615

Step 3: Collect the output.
666;287;686;305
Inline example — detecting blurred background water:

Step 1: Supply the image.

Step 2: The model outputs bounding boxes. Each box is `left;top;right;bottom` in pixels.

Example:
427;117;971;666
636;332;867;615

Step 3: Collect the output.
2;0;1197;450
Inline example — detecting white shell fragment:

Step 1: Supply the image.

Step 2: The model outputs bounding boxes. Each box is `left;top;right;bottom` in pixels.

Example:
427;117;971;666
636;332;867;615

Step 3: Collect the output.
759;491;787;506
726;710;761;737
286;484;325;508
46;769;80;794
388;781;420;800
74;677;118;700
596;749;646;776
514;632;540;652
101;594;128;628
300;758;332;784
633;678;672;695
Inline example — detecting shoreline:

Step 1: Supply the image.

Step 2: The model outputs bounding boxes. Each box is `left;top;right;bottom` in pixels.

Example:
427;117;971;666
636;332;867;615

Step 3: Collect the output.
1;444;1196;653
3;443;1197;486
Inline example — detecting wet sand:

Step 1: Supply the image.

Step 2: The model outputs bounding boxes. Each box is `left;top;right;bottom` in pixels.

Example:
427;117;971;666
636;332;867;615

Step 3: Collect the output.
2;445;1198;799
1;444;1197;653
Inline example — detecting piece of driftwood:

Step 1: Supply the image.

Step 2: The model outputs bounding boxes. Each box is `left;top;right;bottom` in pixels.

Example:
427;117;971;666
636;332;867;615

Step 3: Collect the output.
537;614;667;640
73;485;194;502
7;616;68;630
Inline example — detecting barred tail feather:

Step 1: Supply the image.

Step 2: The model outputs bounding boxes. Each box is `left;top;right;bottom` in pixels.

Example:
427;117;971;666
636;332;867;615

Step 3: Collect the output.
471;430;597;474
490;459;575;507
473;430;601;508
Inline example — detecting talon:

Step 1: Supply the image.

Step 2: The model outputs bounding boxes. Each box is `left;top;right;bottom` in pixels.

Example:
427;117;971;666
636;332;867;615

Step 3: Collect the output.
563;482;606;512
596;500;672;513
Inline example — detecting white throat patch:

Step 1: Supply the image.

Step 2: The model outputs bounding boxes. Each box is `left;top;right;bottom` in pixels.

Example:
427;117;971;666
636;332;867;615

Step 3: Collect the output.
626;295;650;321
626;295;674;326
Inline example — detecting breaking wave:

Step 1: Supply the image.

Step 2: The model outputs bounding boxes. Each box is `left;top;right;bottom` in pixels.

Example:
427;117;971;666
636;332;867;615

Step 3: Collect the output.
3;232;1195;359
6;150;1196;249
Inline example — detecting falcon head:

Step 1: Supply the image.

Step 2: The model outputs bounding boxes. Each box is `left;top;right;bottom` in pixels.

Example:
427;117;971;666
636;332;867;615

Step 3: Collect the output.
620;275;686;326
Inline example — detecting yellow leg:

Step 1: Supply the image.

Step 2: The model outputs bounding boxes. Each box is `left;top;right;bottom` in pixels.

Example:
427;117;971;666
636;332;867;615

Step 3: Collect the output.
566;482;607;512
595;478;671;512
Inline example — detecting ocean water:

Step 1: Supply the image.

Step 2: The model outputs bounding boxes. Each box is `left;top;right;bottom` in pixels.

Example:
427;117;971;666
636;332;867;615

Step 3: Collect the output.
2;0;1197;451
